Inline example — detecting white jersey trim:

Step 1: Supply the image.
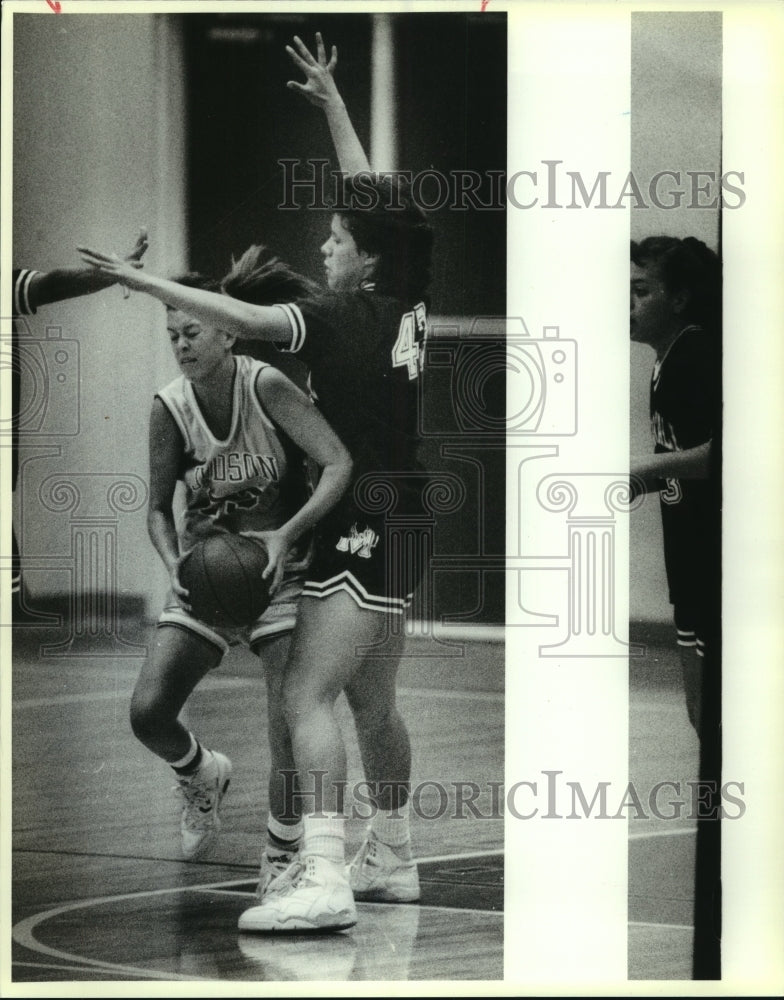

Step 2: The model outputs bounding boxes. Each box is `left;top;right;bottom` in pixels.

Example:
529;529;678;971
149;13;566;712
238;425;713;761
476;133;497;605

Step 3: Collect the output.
277;302;306;354
13;269;40;316
652;324;702;390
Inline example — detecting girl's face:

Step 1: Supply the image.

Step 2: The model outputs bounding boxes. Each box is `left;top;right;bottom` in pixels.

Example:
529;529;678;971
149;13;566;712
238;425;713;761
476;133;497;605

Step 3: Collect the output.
166;309;234;382
630;261;684;347
320;214;373;291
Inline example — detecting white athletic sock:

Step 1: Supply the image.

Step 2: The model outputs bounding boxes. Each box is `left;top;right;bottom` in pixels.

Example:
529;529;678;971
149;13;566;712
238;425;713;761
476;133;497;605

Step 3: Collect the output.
169;733;201;771
371;802;412;858
302;813;345;866
267;813;303;852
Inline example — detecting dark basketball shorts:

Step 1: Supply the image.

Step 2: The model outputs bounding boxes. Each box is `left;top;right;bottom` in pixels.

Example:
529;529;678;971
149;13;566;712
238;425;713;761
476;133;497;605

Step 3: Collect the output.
302;499;426;615
158;571;304;658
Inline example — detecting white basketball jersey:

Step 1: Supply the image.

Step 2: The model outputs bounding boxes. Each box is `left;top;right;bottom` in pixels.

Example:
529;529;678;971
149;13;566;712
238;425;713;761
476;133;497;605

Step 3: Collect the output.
157;356;303;549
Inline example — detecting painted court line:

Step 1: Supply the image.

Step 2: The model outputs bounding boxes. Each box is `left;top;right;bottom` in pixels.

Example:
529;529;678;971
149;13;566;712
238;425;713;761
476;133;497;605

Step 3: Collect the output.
12;851;504;980
13;681;502;711
196;885;503;920
629;826;696;841
629;920;693;932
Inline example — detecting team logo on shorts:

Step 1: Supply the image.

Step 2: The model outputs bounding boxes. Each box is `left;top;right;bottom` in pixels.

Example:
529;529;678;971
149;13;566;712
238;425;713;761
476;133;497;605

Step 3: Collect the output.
336;524;379;559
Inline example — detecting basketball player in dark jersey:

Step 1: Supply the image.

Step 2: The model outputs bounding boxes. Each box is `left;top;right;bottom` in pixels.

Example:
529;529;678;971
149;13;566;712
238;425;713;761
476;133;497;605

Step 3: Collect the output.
630;238;722;980
630;235;721;734
79;33;434;932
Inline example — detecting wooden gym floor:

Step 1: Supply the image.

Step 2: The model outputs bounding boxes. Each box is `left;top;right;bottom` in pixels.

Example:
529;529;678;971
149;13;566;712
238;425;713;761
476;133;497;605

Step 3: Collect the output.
7;614;701;985
8;617;504;984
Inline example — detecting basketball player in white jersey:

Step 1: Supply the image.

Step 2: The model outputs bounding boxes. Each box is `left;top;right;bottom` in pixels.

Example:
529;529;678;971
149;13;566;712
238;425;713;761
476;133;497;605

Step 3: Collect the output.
131;272;351;860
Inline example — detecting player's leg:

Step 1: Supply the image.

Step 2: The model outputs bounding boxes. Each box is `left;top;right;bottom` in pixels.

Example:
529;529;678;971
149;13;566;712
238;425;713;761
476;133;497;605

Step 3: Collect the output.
130;621;231;859
239;591;384;932
248;572;306;895
674;607;702;733
345;625;409;810
680;641;703;734
344;625;420;902
251;632;302;895
283;591;388;812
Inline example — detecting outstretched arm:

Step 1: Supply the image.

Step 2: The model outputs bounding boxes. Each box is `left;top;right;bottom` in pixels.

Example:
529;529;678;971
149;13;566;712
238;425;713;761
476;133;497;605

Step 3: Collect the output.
21;229;148;310
77;248;292;344
286;32;372;175
631;441;713;495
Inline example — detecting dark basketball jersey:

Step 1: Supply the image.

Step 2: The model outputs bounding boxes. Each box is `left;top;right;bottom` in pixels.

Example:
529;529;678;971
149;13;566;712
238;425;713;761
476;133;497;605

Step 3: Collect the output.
650;325;720;620
274;287;430;611
276;288;428;482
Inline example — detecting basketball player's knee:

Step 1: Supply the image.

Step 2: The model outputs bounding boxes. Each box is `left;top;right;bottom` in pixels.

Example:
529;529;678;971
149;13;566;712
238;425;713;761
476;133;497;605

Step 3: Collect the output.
349;695;398;737
129;688;165;742
281;675;340;727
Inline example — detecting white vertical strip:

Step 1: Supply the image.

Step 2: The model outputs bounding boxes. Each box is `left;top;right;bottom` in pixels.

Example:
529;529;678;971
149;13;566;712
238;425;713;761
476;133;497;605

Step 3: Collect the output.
506;3;630;985
722;4;784;992
370;13;397;173
0;10;15;990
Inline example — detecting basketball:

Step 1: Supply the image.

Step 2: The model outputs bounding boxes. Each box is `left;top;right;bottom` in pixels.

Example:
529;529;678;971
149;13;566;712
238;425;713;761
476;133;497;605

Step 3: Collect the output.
179;533;271;629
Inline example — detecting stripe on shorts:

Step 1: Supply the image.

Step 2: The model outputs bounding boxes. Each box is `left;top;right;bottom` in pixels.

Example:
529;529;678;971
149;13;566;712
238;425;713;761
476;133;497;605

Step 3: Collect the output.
157;609;229;654
302;570;412;614
249;615;297;645
676;628;696;648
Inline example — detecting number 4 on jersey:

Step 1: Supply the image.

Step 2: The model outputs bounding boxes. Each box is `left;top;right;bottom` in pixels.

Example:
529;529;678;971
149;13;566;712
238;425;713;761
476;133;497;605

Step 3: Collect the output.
392;303;428;380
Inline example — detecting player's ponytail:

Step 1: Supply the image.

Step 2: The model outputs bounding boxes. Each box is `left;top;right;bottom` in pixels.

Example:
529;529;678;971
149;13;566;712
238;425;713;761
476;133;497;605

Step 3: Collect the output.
221;245;320;305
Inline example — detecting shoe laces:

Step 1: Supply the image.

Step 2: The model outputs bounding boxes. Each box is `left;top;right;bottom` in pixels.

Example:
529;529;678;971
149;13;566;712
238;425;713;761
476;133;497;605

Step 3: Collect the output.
176;772;216;821
265;856;306;898
351;833;379;872
277;854;328;893
258;849;297;896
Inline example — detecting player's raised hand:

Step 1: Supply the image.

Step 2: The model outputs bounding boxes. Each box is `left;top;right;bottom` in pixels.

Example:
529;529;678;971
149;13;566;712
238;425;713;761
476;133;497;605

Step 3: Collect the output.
124;227;149;267
76;245;147;289
286;32;340;109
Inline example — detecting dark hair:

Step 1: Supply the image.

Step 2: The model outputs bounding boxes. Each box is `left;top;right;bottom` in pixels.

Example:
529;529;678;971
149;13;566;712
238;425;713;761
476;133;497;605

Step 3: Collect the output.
166;271;222;296
221;245;320;305
219;246;319;363
335;174;434;305
631;236;721;333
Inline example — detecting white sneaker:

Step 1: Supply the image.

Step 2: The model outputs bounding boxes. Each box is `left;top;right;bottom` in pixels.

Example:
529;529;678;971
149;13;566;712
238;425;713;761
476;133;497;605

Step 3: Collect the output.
176;750;232;859
348;832;420;903
238;854;357;932
256;847;299;901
